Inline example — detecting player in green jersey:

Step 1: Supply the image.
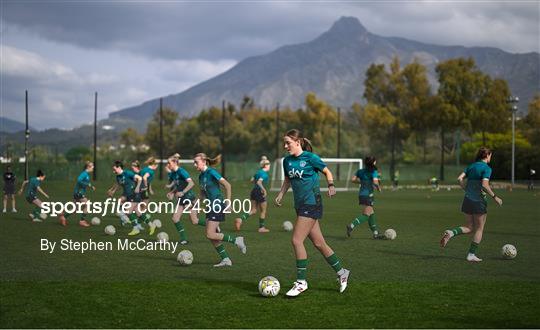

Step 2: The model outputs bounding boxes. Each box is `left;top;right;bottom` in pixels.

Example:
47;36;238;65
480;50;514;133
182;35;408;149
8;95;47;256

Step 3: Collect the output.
275;129;350;297
346;156;384;239
58;161;95;227
440;147;503;262
166;155;204;244
234;155;271;233
194;153;246;267
18;169;49;222
108;161;143;236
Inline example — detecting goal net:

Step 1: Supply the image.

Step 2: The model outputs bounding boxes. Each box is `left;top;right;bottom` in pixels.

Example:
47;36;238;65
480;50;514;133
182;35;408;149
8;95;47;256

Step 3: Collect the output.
270;157;363;192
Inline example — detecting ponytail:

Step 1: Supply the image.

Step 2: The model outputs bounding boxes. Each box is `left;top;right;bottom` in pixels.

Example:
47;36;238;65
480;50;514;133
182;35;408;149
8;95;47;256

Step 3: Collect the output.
285;129;314;152
195;153;221;166
259;155;270;167
145;157;157;166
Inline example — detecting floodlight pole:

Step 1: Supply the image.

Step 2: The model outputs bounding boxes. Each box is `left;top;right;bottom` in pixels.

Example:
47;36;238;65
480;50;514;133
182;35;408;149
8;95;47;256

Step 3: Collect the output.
337;107;341;181
24;90;29;181
159;98;164;180
275;103;280;160
221;100;226;177
93;92;98;180
507;96;519;190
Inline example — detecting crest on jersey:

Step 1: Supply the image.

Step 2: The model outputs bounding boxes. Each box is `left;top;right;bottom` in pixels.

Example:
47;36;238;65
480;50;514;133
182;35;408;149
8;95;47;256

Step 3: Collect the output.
300;161;307;168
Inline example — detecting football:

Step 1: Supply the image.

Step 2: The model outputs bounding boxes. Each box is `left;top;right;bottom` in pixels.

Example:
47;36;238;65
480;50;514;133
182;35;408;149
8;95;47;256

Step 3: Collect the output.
177;250;194;266
501;244;517;259
282;221;293;232
104;225;116;236
384;229;397;240
153;219;162;228
90;217;101;226
157;231;169;243
258;276;280;297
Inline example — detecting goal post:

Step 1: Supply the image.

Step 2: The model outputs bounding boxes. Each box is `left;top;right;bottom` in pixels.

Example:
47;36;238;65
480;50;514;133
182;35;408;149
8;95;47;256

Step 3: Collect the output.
270;157;363;192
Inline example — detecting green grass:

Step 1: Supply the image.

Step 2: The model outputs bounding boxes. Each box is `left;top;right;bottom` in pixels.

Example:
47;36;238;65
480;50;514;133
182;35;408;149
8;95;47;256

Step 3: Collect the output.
1;180;539;328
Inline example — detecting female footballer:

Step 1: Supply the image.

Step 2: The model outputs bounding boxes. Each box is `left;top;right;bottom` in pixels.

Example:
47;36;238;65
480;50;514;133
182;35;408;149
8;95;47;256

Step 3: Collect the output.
440;147;503;262
18;169;49;222
346;156;384;239
58;161;95;227
234;155;271;233
194;153;246;267
275;129;350;297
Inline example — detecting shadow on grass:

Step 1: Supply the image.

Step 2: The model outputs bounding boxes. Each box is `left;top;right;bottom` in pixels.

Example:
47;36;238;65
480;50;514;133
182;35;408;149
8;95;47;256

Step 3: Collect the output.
375;248;463;260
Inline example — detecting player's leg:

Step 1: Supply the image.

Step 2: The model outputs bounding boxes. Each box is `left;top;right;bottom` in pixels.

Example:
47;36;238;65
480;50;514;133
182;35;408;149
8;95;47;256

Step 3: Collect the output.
234;199;258;231
205;215;246;253
467;214;486;262
257;201;269;233
207;221;232;267
286;216;316;297
78;197;91;227
2;194;6;212
189;207;204;226
10;194;16;212
30;198;43;222
441;214;473;247
347;203;373;237
309;221;350;293
172;204;188;244
127;201;143;236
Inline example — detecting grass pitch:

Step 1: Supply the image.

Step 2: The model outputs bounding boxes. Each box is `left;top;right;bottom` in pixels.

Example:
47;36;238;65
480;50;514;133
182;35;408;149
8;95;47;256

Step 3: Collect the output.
1;180;539;328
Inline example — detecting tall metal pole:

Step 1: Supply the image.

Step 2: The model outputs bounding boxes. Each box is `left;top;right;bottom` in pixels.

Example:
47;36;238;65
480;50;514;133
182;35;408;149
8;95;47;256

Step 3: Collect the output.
159;98;164;180
337;107;341;181
275;103;280;160
221;100;226;176
24;90;29;181
511;108;516;189
93;92;98;180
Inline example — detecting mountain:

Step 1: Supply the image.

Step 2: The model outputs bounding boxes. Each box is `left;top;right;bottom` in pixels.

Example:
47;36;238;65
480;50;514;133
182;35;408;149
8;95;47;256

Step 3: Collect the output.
110;16;539;122
0;117;35;133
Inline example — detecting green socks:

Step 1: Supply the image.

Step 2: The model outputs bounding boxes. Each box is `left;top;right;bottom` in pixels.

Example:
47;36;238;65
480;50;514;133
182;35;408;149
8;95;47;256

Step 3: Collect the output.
80;213;86;221
32;207;41;218
197;218;206;226
325;253;343;273
239;212;250;221
296;259;308;281
129;213;138;226
222;233;237;244
259;218;266;228
451;227;464;236
215;244;230;260
368;214;379;233
174;221;187;241
469;242;479;255
350;214;369;228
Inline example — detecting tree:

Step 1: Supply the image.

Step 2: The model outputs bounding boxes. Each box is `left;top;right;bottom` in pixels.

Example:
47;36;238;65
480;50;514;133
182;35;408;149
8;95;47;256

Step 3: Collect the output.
473;77;511;144
65;146;91;162
520;93;540;147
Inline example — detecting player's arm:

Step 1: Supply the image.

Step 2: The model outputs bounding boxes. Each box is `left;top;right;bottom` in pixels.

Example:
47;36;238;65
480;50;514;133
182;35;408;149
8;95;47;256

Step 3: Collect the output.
321;167;336;197
37;186;49;199
107;183;118;197
18;180;28;195
256;178;267;197
373;177;381;192
275;176;290;207
351;175;360;184
134;174;142;193
142;173;150;191
149;183;154;195
457;172;466;191
219;178;232;201
482;179;502;206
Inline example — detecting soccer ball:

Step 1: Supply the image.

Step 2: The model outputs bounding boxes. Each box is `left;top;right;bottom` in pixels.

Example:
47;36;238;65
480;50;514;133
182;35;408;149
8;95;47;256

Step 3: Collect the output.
258;276;280;297
282;221;293;232
177;250;194;266
157;231;169;243
90;217;101;226
384;229;397;240
104;225;116;236
501;244;517;259
153;219;162;228
39;212;48;220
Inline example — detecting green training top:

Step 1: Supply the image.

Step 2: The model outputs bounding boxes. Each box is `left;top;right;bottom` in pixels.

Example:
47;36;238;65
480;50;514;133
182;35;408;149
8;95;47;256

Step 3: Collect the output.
116;170;137;197
25;177;40;199
355;168;379;197
464;161;492;202
283;151;327;208
253;168;269;190
74;170;91;196
199;167;223;202
172;167;196;200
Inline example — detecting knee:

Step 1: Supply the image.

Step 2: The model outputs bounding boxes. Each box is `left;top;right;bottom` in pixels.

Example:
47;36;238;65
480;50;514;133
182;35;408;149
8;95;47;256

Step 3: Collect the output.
313;239;327;251
291;236;304;248
206;232;216;240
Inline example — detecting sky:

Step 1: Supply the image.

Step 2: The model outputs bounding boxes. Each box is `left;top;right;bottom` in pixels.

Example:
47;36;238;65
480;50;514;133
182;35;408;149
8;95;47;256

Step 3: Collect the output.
1;1;539;130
